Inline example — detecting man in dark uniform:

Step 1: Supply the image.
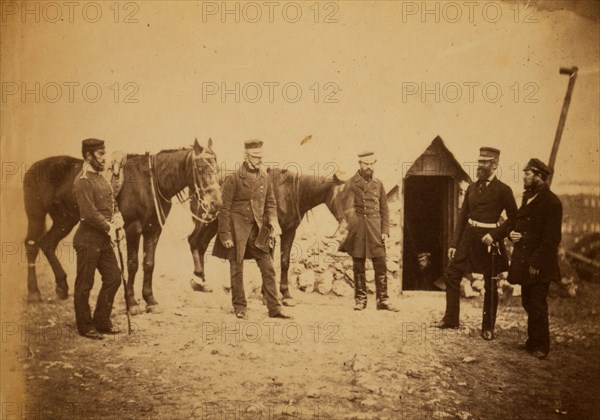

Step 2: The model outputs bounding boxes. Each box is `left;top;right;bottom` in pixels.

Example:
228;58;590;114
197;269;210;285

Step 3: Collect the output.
437;147;517;340
508;158;562;359
213;140;291;319
340;151;399;311
73;139;124;340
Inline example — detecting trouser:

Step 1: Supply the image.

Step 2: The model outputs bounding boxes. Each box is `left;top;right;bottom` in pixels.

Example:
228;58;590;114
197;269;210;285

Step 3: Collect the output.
352;256;388;304
73;228;121;334
229;225;281;315
522;281;550;353
443;264;498;330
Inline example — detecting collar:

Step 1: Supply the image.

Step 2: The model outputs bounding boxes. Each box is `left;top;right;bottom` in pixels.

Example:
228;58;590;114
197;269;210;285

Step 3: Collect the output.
239;162;265;179
523;182;548;204
80;162;99;179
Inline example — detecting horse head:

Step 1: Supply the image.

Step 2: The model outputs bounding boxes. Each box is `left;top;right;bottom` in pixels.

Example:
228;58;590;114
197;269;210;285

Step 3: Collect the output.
325;170;355;243
190;138;222;224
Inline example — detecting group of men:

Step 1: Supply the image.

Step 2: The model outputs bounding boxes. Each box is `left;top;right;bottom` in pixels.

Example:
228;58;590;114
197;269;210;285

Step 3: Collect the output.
73;139;563;360
435;147;562;360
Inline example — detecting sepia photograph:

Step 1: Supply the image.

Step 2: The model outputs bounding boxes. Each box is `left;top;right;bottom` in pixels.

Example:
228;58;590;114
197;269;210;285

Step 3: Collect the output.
1;1;599;418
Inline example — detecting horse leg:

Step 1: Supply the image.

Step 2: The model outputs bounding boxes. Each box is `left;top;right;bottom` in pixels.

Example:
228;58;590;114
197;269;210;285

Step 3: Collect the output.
125;221;143;315
142;229;163;313
280;229;297;306
38;209;77;300
25;214;46;302
188;221;218;292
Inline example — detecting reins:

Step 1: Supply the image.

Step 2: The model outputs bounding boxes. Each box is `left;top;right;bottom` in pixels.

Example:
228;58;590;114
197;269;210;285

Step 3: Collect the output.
147;150;218;228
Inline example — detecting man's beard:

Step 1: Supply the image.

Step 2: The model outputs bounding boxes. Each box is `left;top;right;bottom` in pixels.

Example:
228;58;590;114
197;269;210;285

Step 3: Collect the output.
524;178;540;191
476;167;491;180
90;157;105;172
246;159;261;170
363;168;373;176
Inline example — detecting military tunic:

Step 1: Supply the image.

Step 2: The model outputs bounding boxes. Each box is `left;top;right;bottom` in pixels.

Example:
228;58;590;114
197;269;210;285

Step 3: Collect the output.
442;176;517;330
72;165;121;335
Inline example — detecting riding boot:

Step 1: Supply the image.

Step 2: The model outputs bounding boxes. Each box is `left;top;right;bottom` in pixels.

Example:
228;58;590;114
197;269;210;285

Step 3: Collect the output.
375;275;399;311
354;274;367;310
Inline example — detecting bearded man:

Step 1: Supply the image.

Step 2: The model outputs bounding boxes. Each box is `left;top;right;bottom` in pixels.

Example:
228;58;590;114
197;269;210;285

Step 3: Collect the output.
507;158;562;359
339;151;399;312
436;147;517;340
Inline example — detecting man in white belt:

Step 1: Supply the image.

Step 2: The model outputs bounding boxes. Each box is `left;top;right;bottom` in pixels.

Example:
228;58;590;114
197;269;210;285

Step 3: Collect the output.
436;147;517;340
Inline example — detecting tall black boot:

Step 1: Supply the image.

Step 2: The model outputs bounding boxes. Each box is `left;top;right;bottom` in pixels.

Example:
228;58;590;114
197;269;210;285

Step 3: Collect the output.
354;274;367;310
375;275;399;312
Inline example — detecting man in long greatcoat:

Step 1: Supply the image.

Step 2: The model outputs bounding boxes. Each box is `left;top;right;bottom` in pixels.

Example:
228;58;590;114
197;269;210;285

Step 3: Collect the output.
213;140;291;319
340;151;399;311
507;158;562;359
437;147;517;340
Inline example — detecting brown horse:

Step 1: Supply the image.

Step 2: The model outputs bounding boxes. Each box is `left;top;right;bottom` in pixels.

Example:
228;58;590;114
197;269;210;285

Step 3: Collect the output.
23;139;221;314
187;166;348;305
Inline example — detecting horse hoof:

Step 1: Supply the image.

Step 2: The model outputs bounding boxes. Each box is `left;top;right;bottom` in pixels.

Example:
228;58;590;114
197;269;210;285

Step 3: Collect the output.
282;298;297;307
146;304;163;314
55;286;69;300
28;292;42;303
190;279;213;293
128;305;143;316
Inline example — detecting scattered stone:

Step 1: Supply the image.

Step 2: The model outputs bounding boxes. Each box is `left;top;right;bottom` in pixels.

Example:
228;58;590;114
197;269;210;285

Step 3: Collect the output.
406;369;422;379
361;397;378;407
306;389;320;398
333;280;353;297
460;278;478;298
462;357;476;363
298;271;315;293
317;271;334;294
472;279;484;291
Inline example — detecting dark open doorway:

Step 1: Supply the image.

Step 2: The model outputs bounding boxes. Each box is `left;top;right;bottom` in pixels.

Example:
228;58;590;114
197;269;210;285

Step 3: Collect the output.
402;176;452;290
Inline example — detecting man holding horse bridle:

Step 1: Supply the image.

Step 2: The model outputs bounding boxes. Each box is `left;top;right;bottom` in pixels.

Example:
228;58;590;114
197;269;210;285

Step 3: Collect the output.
72;139;124;340
339;151;399;312
212;140;291;319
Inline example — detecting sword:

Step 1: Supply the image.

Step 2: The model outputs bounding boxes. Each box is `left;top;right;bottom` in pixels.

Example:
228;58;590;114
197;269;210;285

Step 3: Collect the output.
112;227;132;335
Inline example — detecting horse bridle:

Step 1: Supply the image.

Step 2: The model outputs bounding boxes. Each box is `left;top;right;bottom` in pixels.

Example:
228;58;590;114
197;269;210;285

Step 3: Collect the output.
184;151;218;224
150;149;219;227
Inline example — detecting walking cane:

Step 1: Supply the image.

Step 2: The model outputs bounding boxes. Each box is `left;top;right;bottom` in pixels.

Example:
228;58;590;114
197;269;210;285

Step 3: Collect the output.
112;227;132;335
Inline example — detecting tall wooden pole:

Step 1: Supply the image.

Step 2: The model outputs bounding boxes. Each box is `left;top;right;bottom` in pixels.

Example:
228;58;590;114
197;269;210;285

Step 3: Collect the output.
547;66;578;186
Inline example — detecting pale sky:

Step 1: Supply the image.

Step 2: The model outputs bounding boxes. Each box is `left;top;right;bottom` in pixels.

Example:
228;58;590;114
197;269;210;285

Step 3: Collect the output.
2;0;599;210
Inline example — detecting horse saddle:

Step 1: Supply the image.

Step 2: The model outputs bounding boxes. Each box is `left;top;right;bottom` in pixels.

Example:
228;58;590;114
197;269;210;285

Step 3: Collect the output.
103;151;127;197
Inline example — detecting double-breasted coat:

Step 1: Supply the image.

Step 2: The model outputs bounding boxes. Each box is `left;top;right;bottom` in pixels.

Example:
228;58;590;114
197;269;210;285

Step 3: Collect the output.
339;172;390;258
213;164;278;263
450;177;517;276
507;184;562;285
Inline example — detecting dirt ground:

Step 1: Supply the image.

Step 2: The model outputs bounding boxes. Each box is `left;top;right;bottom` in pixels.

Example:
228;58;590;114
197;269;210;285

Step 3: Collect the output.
5;244;599;420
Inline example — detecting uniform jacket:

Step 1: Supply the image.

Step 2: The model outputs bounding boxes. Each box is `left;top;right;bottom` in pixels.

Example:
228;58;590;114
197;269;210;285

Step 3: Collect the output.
339;171;390;258
73;166;114;235
213;164;278;262
452;177;518;247
507;184;562;285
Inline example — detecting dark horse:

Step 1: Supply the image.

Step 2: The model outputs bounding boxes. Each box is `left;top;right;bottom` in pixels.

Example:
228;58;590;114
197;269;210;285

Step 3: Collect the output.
23;139;221;314
186;166;348;305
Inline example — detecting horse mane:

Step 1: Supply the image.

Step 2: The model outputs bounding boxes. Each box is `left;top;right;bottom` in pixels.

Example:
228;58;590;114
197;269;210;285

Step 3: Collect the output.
125;147;192;160
269;167;335;224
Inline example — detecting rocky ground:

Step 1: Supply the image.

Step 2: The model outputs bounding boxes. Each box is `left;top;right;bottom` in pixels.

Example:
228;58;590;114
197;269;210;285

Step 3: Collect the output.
4;208;600;420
